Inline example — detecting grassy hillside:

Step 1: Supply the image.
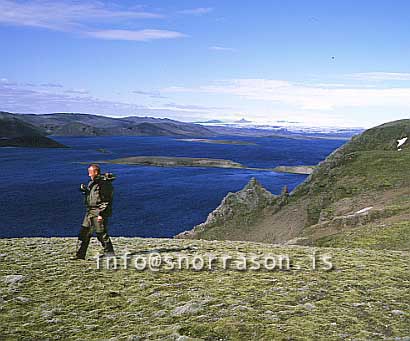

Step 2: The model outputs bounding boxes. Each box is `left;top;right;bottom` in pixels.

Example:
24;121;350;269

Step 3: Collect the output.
177;119;410;251
288;120;410;249
1;237;409;339
0;112;45;137
0;112;67;148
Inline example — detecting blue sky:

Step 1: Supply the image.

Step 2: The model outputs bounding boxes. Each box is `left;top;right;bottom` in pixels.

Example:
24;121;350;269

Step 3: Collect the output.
1;0;410;128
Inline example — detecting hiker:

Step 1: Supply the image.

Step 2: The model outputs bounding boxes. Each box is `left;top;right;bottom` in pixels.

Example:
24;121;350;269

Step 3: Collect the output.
72;163;115;260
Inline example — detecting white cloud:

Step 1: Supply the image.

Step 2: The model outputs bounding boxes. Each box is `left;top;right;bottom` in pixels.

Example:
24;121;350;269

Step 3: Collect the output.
86;29;187;41
161;102;228;111
65;88;89;95
348;72;410;81
39;83;63;88
132;90;166;99
0;0;187;41
5;76;410;128
0;0;162;30
209;46;236;52
178;7;213;15
163;78;410;111
0;80;222;121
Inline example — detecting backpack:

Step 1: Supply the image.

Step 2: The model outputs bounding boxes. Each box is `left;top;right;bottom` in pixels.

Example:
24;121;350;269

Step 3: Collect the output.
99;173;115;216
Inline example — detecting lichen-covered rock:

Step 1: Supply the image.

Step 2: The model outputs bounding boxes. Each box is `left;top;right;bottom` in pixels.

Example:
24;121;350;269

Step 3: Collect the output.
3;275;25;285
171;301;205;316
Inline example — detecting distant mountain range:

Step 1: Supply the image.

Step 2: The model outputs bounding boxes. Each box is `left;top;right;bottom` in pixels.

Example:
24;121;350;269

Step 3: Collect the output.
192;119;224;124
207;125;364;140
0;111;364;148
12;112;217;137
191;118;364;139
0;111;219;147
234;118;252;123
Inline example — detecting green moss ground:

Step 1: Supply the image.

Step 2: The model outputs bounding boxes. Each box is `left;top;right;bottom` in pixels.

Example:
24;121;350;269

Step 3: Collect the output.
315;221;410;251
1;237;409;340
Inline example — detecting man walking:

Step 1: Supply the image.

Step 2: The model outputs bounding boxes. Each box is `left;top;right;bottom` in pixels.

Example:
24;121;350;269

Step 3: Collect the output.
73;163;115;260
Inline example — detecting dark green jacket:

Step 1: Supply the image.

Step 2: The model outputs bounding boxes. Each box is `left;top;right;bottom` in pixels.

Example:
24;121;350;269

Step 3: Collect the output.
81;175;114;217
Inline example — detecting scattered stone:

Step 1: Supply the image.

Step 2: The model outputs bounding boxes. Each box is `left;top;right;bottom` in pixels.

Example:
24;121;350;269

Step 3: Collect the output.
153;310;166;318
303;303;316;311
127;336;141;341
149;291;161;298
15;296;31;303
3;275;25;285
266;315;279;322
176;336;202;341
232;305;250;311
392;309;405;316
41;310;56;319
172;301;205;316
85;325;98;331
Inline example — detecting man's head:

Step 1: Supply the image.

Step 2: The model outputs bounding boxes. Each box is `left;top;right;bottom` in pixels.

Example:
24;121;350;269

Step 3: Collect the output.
88;163;101;180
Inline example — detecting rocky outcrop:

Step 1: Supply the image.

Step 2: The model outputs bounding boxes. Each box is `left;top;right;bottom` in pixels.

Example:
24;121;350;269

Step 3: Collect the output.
175;178;280;240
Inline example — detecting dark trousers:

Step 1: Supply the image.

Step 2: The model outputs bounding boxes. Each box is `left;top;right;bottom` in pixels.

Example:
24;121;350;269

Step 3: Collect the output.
76;214;115;259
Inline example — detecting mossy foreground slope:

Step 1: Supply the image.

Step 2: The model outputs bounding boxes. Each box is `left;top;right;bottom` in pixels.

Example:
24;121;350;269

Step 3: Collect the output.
1;237;409;340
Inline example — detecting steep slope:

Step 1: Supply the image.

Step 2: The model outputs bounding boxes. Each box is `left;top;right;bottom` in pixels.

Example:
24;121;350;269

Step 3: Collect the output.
0;112;45;137
0;135;67;148
176;178;286;241
176;119;410;251
0;112;67;148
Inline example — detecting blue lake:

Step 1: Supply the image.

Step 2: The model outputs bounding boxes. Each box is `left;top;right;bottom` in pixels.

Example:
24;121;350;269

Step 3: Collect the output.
0;135;345;238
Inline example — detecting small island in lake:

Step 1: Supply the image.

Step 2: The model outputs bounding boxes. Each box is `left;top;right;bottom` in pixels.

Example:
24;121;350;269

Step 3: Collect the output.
92;156;248;169
273;165;316;175
177;138;257;145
